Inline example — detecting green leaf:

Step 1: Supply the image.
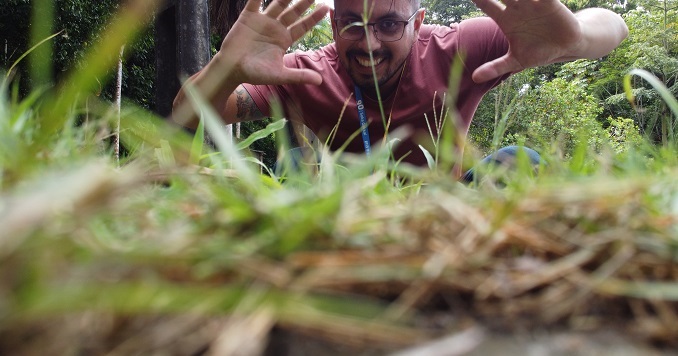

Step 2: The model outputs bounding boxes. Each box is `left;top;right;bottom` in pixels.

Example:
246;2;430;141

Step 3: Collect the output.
155;140;176;168
418;145;435;170
183;81;258;188
236;119;286;151
7;31;63;79
190;118;205;165
626;69;678;121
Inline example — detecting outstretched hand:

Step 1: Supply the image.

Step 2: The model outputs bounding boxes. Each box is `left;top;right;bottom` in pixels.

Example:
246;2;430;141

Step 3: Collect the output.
471;0;585;83
216;0;329;86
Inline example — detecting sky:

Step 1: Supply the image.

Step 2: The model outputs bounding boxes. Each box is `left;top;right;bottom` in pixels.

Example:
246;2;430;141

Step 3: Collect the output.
318;0;334;8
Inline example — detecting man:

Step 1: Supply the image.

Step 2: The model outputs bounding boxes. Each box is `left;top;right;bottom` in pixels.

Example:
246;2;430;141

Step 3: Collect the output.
173;0;628;177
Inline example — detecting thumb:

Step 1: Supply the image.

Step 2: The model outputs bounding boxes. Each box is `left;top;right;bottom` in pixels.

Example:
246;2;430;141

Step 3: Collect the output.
472;54;520;83
278;68;323;86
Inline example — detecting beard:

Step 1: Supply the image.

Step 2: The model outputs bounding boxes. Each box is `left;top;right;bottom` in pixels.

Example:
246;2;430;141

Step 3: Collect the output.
342;48;407;91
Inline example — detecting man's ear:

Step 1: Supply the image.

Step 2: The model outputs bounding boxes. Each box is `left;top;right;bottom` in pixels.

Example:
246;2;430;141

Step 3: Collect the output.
414;9;426;30
329;9;337;37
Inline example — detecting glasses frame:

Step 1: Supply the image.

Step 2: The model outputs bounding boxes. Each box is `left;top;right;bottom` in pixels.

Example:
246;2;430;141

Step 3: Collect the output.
334;9;421;43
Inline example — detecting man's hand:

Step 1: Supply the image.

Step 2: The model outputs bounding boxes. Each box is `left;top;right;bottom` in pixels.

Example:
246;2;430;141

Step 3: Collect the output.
471;0;628;83
173;0;329;128
216;0;329;86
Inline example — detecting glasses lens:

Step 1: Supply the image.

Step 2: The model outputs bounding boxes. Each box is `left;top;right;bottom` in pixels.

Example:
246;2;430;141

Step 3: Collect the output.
376;20;405;41
336;20;363;40
335;17;410;42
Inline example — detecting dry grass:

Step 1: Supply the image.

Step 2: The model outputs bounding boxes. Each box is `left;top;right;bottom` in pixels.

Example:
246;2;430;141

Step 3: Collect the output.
1;152;678;355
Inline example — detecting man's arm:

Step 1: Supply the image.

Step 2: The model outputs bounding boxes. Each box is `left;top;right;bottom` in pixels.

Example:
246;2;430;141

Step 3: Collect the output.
553;8;629;62
171;0;328;129
226;85;266;123
470;0;628;83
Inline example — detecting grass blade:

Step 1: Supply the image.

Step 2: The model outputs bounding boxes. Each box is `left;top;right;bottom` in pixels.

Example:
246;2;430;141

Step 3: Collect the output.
625;69;678;120
6;31;63;79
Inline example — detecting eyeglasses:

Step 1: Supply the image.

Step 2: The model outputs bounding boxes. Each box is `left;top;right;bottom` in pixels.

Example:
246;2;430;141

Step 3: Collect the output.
334;10;420;42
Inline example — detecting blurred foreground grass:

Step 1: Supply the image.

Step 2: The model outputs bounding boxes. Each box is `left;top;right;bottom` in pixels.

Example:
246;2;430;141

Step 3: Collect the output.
2;2;678;355
3;75;678;354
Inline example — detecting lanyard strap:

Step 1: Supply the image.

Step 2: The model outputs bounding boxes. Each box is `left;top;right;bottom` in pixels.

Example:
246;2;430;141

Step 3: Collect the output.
354;85;371;155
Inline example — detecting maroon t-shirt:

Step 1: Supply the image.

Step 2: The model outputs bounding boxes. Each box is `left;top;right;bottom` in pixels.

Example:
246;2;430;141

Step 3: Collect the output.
243;17;509;166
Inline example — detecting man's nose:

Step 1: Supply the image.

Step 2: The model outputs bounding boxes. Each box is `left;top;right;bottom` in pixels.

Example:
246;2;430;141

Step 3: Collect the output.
356;25;382;52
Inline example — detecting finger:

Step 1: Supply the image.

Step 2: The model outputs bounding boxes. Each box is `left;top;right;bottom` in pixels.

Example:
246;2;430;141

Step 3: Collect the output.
288;5;329;41
471;54;520;83
245;0;263;12
264;0;294;18
470;0;506;19
278;67;323;86
279;0;314;27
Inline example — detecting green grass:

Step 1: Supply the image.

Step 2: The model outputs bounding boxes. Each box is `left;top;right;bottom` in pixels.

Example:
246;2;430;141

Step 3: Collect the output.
2;2;678;354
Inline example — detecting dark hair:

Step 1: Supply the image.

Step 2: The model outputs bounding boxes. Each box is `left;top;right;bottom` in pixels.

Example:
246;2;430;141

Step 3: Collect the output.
210;0;275;37
334;0;421;12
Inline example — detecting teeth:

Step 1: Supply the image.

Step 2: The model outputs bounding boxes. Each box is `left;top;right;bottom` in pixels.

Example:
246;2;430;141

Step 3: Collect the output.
356;57;383;67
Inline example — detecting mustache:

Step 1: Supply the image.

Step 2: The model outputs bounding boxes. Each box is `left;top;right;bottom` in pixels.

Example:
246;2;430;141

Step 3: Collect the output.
346;49;391;58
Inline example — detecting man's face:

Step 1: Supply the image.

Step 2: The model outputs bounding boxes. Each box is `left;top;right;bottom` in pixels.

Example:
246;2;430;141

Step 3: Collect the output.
331;0;423;91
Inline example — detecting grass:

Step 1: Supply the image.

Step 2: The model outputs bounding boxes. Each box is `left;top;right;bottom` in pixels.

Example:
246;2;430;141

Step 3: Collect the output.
2;2;678;355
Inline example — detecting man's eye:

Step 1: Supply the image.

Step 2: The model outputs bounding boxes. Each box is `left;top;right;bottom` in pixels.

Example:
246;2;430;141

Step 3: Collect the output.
340;19;361;27
378;21;399;32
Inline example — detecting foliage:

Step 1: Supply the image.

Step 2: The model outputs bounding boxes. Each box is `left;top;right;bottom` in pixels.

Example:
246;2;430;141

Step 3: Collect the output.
606;116;644;153
471;0;678;156
237;118;278;169
470;71;612;158
291;15;333;51
0;0;155;109
562;0;630;12
468;70;533;153
422;0;482;24
570;5;678;144
616;7;678;143
502;78;607;156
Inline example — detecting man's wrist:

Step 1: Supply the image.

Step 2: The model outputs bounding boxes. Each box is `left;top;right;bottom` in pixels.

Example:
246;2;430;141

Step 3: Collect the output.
210;51;242;89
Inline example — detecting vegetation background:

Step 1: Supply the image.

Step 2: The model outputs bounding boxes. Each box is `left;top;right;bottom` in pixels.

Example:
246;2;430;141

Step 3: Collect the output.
2;0;675;163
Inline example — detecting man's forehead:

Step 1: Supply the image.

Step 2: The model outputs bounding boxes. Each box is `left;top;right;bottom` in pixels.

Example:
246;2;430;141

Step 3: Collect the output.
332;0;414;15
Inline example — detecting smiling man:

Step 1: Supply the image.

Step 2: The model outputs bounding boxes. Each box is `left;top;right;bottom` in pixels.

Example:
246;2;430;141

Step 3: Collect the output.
173;0;628;176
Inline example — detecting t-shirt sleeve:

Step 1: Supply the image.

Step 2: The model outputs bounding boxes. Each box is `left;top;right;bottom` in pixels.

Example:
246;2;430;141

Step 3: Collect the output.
455;17;509;80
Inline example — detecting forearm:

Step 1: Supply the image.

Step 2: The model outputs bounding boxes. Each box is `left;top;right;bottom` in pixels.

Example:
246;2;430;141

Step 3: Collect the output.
171;51;241;129
559;8;628;61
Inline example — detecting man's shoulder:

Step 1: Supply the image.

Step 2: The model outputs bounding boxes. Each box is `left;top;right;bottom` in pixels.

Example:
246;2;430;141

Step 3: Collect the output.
418;24;457;41
414;24;459;57
417;18;499;41
284;44;339;69
416;18;505;56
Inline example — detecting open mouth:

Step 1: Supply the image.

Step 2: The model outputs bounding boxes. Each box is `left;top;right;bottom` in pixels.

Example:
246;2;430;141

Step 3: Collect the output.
355;56;385;68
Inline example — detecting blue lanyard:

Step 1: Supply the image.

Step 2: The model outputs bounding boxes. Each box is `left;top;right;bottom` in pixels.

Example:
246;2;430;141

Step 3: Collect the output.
354;85;371;155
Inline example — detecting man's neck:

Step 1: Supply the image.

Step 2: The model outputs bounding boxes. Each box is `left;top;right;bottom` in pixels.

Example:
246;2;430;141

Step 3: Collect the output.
360;63;407;102
362;84;397;102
